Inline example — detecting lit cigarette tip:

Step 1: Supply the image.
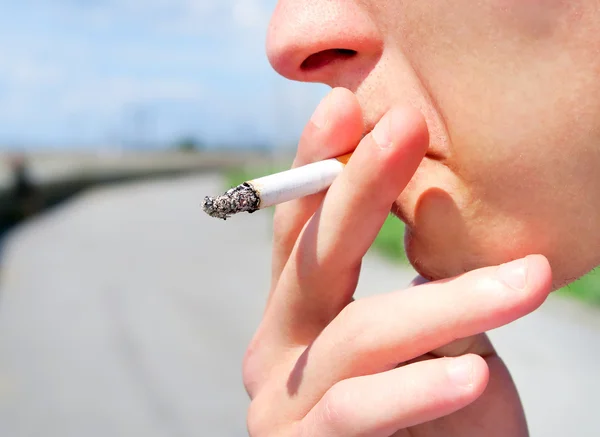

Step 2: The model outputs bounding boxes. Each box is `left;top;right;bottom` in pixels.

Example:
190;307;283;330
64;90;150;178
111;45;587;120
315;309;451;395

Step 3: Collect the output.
202;182;261;220
203;155;349;220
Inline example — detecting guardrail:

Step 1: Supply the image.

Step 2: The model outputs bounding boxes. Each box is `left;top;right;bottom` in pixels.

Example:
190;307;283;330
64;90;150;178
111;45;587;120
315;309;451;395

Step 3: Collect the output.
0;149;291;234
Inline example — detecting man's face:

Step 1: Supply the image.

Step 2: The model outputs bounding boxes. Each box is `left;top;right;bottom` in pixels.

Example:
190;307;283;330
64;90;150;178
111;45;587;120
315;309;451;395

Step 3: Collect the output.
266;1;600;288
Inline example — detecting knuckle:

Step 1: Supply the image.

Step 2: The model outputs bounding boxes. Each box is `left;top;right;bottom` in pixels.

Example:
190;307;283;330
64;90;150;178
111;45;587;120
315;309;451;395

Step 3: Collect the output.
337;300;360;325
328;299;385;370
320;382;355;431
273;206;292;234
242;335;267;398
446;274;504;309
272;208;296;246
474;275;505;294
334;300;367;345
247;394;293;437
247;398;268;437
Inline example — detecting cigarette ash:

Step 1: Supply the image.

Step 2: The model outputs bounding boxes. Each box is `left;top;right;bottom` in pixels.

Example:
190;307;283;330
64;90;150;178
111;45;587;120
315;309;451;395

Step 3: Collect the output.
202;182;261;220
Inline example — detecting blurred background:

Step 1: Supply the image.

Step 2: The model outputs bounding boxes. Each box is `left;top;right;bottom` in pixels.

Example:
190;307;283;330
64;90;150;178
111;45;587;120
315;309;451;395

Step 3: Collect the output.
0;1;598;436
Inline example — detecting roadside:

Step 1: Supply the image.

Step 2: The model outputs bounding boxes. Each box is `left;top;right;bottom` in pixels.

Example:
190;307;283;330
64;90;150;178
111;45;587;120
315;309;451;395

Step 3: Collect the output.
0;174;597;436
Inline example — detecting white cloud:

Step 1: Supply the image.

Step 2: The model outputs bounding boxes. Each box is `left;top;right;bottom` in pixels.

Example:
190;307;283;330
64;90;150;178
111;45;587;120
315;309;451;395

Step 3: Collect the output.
0;0;324;148
68;0;274;37
60;77;204;115
232;0;272;30
0;56;63;87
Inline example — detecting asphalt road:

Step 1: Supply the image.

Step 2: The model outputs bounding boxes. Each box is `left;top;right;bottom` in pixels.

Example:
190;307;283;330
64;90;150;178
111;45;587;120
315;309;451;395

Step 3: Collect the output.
0;174;598;436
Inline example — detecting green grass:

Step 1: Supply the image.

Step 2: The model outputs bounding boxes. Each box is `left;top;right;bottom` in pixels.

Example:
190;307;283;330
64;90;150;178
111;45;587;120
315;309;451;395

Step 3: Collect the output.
373;215;408;263
224;166;281;190
224;166;600;305
557;269;600;306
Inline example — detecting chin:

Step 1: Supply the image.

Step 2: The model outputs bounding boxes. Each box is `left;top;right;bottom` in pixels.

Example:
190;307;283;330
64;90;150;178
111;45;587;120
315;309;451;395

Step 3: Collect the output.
394;174;546;283
393;187;482;281
400;212;516;283
403;226;464;281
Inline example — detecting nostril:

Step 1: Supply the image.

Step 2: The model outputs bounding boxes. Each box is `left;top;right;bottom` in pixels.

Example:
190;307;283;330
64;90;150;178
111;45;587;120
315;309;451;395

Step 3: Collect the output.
300;49;357;71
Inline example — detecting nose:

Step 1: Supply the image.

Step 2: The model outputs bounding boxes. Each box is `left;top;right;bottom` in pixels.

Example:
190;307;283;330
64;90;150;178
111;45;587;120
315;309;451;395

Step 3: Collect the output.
266;1;383;85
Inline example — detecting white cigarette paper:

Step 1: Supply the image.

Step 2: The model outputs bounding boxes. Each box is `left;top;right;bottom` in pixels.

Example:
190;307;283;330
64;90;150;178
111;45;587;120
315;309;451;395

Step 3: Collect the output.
202;153;352;219
250;157;345;208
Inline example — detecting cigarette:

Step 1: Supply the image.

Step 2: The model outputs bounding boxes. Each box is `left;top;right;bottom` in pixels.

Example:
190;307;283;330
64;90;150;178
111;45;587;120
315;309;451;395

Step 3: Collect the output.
202;153;352;220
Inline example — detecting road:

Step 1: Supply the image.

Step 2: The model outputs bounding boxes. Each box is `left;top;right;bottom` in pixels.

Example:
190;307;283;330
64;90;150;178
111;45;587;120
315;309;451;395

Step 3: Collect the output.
0;174;598;436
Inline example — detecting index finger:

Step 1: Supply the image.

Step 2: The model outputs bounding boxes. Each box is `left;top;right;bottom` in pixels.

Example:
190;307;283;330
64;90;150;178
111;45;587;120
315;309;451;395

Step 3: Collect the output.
263;105;429;346
269;88;363;296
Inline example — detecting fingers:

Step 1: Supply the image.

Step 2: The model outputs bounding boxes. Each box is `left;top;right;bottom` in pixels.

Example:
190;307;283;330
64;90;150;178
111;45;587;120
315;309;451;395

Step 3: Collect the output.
298;354;489;437
270;88;363;293
264;105;429;344
244;88;363;393
287;254;551;410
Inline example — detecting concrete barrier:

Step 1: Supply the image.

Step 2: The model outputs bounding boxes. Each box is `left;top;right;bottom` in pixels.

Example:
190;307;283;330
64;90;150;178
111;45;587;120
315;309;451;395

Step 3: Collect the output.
0;149;292;235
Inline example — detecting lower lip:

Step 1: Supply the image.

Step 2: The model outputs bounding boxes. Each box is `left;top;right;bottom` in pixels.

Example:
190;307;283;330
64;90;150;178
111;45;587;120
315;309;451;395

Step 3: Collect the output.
389;152;446;224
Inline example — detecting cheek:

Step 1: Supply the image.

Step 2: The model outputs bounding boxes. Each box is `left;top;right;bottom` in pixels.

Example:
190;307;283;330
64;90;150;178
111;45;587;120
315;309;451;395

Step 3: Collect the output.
388;0;600;284
493;0;579;38
440;142;600;286
402;132;600;285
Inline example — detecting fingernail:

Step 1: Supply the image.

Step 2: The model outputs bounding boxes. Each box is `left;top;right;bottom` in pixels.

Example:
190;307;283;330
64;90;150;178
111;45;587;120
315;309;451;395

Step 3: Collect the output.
310;93;332;129
447;357;473;388
496;257;528;291
371;111;392;149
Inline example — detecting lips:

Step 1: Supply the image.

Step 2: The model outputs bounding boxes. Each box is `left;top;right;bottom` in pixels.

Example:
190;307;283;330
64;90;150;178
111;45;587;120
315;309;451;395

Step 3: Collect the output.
388;153;442;225
424;148;445;161
362;113;442;223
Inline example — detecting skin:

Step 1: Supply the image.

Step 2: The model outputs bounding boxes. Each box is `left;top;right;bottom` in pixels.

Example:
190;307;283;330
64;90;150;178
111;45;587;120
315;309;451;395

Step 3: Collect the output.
241;1;600;436
267;0;600;286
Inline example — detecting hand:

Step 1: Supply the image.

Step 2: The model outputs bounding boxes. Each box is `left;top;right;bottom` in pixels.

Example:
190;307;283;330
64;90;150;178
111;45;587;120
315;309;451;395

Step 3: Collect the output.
242;88;553;437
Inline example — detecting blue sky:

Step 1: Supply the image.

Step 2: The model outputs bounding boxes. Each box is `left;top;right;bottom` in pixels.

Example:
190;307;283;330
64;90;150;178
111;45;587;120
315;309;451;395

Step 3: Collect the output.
0;0;328;149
